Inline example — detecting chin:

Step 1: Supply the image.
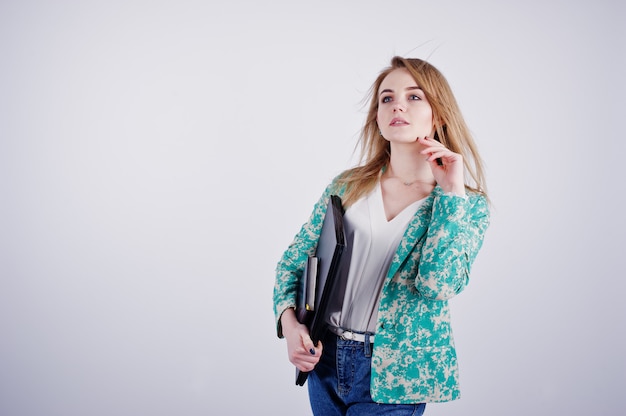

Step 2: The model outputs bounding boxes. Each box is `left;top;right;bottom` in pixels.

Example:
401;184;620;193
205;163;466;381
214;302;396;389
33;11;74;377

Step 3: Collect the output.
387;136;420;144
384;130;422;142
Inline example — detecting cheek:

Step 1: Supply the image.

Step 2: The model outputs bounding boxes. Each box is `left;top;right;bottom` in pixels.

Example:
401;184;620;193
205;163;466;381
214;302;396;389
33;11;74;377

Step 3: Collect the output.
421;109;434;126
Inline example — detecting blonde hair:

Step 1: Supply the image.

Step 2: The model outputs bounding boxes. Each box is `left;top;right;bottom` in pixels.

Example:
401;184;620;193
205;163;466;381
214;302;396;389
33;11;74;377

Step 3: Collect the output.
338;56;488;207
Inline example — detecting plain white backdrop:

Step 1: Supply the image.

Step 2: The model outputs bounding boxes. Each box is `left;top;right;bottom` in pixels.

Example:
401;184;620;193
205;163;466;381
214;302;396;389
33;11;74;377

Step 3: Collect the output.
1;1;624;415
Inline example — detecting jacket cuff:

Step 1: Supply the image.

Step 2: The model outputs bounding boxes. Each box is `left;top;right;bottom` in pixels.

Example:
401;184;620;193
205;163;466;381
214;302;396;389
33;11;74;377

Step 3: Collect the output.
275;305;295;339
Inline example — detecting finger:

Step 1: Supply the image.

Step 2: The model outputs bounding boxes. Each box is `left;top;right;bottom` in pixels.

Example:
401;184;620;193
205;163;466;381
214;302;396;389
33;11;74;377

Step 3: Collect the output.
426;149;460;162
294;341;323;371
419;143;447;156
313;340;323;356
301;334;317;355
422;151;444;164
298;339;323;361
296;361;317;372
425;150;448;162
419;136;443;146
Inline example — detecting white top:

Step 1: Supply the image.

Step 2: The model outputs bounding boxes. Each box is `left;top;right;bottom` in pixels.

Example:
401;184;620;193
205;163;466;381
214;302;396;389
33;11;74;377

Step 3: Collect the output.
328;182;426;333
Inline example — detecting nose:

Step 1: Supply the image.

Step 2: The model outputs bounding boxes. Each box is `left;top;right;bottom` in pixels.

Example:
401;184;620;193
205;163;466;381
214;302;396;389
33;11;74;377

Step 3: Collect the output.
393;101;406;112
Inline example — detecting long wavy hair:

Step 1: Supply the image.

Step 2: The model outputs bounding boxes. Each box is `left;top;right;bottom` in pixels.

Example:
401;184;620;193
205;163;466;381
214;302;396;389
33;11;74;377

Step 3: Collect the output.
337;56;488;207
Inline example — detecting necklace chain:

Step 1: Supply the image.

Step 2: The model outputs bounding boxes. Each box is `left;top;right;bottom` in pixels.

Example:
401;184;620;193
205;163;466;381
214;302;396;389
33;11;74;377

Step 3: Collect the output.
385;167;434;188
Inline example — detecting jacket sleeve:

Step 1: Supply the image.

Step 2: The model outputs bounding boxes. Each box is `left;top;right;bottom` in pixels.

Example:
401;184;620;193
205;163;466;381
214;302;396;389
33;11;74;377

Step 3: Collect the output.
272;181;339;338
415;192;490;300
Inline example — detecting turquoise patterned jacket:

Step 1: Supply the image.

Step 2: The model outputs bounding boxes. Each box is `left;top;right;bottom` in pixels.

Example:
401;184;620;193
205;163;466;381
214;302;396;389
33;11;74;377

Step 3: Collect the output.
273;177;490;403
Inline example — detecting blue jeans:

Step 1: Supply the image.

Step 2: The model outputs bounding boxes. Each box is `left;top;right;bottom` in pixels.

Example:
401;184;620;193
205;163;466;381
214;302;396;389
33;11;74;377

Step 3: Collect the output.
308;332;426;416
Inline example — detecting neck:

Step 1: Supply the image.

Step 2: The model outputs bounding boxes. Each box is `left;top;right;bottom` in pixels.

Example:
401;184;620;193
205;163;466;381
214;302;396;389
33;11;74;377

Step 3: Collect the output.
385;142;435;186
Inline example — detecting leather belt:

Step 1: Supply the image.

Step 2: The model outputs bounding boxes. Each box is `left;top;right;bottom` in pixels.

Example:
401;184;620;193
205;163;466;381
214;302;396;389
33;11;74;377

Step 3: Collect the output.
330;327;375;343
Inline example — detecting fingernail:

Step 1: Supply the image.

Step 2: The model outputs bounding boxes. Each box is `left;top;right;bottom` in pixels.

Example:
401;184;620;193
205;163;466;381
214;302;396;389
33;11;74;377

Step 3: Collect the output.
309;348;316;355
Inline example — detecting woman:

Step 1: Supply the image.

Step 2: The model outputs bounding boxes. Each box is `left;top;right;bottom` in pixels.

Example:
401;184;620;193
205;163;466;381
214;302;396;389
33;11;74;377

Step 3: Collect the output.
273;56;490;415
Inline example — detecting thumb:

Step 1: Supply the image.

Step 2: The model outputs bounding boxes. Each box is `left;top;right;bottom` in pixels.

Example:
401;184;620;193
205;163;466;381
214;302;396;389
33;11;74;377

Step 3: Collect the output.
302;334;317;355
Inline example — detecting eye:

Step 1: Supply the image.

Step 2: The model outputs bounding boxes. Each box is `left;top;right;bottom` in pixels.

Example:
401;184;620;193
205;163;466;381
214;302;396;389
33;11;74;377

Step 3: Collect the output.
381;96;392;104
409;94;421;101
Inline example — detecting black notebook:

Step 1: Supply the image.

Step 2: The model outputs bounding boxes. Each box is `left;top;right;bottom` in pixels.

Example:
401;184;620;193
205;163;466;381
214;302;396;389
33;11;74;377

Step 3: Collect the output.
295;195;347;386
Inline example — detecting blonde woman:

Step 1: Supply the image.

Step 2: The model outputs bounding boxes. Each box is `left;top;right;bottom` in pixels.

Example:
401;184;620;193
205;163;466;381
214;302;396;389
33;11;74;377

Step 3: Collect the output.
273;56;490;415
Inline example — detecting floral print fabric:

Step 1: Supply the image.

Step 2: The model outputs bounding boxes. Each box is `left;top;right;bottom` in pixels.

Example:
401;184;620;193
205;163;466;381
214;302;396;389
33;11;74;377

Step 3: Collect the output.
273;178;490;403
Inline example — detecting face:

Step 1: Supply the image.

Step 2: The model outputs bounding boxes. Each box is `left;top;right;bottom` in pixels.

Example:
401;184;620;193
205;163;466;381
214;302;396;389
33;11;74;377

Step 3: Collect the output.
376;68;435;144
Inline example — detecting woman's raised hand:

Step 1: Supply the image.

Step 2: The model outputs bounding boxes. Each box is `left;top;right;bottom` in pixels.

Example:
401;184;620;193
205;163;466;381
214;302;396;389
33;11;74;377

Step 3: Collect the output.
418;136;466;196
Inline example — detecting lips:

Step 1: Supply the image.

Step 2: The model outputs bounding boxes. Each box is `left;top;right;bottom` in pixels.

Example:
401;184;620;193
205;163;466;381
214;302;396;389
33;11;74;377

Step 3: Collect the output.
390;117;409;126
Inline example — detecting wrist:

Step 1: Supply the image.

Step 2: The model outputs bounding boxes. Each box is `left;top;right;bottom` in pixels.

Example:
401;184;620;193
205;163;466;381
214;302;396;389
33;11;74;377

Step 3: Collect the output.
280;307;298;331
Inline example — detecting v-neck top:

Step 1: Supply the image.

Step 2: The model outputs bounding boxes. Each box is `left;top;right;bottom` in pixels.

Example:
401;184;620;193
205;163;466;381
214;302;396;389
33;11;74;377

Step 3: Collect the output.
327;182;427;333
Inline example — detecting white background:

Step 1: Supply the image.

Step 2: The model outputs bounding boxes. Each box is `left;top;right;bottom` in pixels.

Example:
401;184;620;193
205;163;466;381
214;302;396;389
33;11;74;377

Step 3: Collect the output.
1;1;624;415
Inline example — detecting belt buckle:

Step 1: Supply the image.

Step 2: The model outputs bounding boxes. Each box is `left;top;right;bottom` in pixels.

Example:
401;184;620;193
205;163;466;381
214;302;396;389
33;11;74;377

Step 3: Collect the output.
341;330;355;340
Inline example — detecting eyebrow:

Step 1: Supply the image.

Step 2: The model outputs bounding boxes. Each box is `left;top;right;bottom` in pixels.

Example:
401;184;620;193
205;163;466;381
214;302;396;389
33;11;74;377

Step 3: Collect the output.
379;86;422;96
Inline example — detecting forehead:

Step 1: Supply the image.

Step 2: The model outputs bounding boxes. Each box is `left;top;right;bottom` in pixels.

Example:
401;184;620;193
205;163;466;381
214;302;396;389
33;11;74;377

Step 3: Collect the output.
378;68;418;92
